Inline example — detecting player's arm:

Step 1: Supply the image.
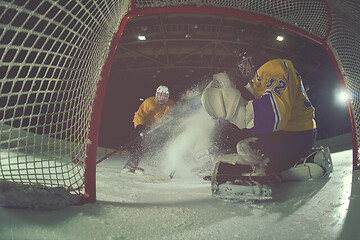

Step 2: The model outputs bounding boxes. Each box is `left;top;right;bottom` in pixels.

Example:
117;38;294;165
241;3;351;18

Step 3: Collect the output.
133;100;150;128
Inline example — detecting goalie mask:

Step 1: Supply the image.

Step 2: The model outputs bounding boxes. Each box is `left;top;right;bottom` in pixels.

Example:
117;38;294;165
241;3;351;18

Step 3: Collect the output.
155;85;170;104
238;51;255;83
237;45;268;84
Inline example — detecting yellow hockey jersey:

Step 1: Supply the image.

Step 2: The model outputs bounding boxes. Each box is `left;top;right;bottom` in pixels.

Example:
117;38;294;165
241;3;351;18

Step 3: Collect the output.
133;96;174;128
250;59;316;135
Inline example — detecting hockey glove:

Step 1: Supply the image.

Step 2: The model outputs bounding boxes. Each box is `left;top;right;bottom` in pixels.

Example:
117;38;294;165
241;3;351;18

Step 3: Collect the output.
201;79;254;129
136;124;148;137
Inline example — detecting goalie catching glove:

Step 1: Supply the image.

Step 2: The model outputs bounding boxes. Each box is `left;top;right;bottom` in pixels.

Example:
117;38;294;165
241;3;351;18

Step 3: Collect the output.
201;72;254;130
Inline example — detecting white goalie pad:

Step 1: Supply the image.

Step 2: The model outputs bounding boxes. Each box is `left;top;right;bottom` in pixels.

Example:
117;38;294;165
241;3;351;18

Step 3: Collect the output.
210;138;268;190
230;99;254;130
212;72;236;88
217;182;272;201
313;146;333;176
201;88;227;119
214;153;251;165
280;146;333;181
236;137;268;169
211;154;246;195
210;152;271;201
280;163;325;181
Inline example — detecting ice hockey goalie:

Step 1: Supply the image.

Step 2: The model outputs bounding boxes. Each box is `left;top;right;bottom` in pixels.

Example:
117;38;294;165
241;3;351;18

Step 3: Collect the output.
200;50;333;201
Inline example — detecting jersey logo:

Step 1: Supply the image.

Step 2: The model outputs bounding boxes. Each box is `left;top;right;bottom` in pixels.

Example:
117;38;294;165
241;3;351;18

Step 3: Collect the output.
265;78;287;97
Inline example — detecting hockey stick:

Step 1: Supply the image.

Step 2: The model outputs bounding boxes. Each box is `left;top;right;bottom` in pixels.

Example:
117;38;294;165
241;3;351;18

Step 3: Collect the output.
71;136;142;165
96;117;175;165
144;170;176;183
72;117;176;166
95;136;141;164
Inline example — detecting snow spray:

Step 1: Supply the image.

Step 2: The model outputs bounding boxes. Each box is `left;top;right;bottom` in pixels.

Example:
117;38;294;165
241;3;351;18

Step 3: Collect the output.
162;107;215;178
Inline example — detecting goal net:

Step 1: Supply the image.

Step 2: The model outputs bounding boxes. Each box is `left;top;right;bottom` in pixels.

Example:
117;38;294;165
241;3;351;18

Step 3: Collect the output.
0;0;130;208
0;0;359;208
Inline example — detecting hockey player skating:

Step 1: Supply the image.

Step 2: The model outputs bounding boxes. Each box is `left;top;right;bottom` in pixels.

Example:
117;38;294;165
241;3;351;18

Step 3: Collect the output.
201;46;333;201
122;85;175;174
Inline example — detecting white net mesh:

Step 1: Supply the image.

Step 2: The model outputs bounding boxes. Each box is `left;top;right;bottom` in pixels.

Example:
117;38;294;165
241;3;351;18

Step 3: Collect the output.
326;0;360;167
0;0;130;206
0;0;359;207
135;0;330;38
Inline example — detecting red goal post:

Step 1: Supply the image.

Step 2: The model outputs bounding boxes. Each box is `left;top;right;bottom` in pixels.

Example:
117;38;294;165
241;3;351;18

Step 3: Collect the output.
0;0;359;206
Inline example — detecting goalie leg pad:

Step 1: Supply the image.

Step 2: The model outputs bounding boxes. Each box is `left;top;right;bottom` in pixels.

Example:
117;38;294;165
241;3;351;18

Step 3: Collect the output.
313;146;333;176
280;163;325;181
280;146;333;181
211;154;272;201
218;181;272;201
211;153;263;180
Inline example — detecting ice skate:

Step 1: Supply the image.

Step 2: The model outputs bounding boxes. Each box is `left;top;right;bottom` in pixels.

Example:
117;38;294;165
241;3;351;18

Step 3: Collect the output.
121;166;144;175
203;175;212;181
121;156;144;175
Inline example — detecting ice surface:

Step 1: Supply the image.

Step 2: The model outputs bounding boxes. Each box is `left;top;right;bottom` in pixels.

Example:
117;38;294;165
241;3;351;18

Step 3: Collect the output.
0;109;357;239
0;148;355;240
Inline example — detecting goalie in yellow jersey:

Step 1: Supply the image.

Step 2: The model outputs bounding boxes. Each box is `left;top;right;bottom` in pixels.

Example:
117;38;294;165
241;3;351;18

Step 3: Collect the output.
201;46;333;200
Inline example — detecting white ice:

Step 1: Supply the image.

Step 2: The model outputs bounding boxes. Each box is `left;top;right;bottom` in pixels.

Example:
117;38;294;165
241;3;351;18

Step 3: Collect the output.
0;109;358;239
0;148;355;240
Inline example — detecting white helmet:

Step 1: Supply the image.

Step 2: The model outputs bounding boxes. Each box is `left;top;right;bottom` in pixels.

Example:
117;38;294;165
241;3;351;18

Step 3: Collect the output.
155;85;170;104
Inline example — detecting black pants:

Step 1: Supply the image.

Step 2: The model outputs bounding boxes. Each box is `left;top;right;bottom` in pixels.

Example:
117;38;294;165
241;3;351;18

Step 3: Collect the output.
126;123;177;169
214;123;316;174
255;129;317;173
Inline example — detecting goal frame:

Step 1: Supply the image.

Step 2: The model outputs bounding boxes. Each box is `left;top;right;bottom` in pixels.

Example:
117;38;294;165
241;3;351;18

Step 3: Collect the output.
89;2;358;203
0;0;357;206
